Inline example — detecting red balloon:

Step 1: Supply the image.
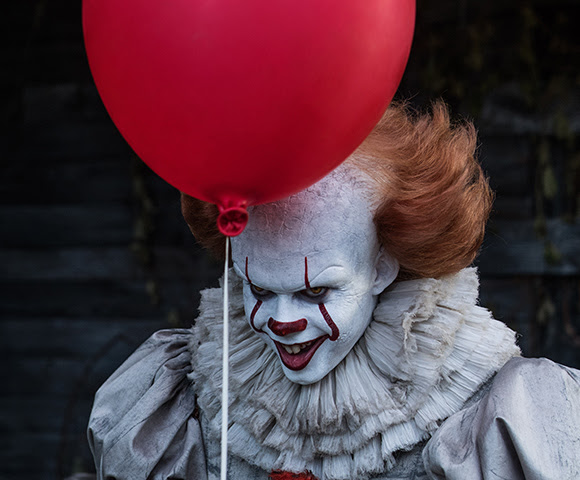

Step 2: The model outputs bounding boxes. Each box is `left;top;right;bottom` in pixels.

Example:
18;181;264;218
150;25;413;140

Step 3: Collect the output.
83;0;415;235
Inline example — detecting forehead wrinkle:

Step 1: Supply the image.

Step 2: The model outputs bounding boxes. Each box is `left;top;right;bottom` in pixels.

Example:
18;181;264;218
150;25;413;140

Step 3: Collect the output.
232;164;379;266
245;210;372;261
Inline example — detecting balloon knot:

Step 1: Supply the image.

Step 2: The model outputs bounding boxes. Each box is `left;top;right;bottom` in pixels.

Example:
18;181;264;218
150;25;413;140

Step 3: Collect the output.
217;204;249;237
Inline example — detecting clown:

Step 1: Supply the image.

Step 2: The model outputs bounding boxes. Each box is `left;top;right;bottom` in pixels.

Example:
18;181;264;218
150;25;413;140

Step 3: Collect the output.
230;165;400;385
88;103;580;480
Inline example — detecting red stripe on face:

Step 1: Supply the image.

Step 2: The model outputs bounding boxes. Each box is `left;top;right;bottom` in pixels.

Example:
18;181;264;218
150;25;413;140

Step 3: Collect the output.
319;303;339;341
250;299;263;332
305;256;339;341
245;256;251;283
246;257;264;332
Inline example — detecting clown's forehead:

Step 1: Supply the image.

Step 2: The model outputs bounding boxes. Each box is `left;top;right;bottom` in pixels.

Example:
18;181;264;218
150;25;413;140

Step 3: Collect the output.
231;166;379;288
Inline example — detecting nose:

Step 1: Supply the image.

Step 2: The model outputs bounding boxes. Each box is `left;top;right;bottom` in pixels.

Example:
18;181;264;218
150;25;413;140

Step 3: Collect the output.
267;318;307;336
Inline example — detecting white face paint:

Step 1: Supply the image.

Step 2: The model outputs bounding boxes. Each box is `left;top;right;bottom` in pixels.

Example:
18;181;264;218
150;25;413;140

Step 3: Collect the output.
230;167;399;385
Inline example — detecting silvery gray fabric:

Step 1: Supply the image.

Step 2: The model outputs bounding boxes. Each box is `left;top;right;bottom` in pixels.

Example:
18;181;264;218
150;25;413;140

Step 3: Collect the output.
189;269;520;479
88;330;207;480
424;357;580;480
88;330;580;479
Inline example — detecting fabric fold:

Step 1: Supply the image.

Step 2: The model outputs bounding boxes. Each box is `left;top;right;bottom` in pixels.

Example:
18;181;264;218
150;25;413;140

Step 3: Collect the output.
190;268;520;480
88;329;207;480
87;269;580;480
423;357;580;480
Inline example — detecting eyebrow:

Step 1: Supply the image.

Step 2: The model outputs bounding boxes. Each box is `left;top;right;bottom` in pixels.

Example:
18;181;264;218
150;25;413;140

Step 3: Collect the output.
303;256;346;288
304;263;347;287
233;256;347;291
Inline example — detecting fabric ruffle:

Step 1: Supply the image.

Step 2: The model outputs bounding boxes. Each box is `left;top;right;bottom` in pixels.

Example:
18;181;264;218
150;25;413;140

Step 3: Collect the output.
189;268;520;480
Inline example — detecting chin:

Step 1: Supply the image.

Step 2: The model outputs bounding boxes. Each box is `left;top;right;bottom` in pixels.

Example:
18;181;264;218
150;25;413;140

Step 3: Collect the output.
282;366;329;385
279;350;343;385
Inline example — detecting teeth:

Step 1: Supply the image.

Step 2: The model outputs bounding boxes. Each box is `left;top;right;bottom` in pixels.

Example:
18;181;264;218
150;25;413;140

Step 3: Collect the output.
282;341;313;355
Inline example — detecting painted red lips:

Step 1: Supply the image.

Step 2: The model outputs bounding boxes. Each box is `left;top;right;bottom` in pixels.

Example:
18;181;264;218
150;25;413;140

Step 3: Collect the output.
273;335;328;370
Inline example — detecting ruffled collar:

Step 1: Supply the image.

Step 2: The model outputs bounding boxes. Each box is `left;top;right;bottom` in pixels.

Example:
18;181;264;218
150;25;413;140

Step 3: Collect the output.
189;268;519;480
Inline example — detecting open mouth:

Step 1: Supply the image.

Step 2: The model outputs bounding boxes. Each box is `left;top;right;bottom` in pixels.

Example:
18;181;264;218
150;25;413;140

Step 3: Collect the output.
273;335;328;371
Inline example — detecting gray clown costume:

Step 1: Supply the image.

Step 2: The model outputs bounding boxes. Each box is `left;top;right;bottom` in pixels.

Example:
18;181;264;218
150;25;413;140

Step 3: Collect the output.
88;268;580;479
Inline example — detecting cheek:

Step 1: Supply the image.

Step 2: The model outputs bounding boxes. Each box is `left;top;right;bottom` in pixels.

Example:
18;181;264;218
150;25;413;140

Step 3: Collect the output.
325;292;376;337
243;292;265;332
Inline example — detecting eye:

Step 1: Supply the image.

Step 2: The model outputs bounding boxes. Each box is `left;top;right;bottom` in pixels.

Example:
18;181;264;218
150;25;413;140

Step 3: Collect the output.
300;286;329;301
250;283;273;298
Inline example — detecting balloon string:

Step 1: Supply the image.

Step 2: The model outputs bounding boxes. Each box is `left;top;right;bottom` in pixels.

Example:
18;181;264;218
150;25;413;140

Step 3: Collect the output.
221;237;230;480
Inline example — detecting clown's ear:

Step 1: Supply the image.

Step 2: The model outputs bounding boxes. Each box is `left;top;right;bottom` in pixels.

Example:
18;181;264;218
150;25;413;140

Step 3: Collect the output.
372;248;399;295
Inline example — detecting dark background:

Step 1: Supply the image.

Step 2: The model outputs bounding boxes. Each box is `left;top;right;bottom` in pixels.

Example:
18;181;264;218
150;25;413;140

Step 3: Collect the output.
1;1;579;479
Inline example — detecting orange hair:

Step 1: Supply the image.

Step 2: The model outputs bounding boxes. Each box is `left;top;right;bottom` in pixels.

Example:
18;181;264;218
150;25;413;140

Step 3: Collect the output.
181;101;493;280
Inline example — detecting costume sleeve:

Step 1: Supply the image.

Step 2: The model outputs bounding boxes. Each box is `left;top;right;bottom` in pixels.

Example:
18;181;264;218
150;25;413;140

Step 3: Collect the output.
88;329;207;480
423;357;580;480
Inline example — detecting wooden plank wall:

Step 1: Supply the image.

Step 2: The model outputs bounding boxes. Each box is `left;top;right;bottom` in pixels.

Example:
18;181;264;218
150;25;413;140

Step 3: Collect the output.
1;80;223;478
1;1;578;479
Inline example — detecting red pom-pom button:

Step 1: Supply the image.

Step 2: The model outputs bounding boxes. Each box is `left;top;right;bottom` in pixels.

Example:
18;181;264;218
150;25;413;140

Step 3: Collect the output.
269;471;319;480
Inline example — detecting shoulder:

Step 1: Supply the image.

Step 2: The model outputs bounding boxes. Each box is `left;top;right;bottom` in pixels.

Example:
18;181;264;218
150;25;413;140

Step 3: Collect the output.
488;356;580;402
423;357;580;480
90;329;195;420
88;329;207;479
